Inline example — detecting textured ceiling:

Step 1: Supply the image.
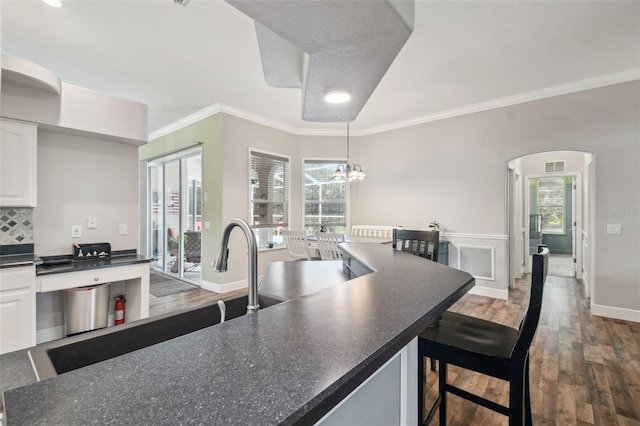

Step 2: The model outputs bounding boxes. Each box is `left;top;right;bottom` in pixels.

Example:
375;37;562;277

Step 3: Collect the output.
1;1;639;137
227;0;414;122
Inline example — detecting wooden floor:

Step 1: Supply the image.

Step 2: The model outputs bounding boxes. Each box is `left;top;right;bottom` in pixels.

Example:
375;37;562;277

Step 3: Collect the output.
148;282;245;317
148;274;640;425
423;274;640;425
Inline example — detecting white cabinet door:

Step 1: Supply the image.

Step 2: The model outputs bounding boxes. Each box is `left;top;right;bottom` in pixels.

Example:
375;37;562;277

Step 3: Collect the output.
0;119;37;207
0;265;36;354
316;338;418;426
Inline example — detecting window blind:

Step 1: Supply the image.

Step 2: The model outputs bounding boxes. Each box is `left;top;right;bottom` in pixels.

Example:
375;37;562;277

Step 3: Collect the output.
250;150;289;229
304;160;347;233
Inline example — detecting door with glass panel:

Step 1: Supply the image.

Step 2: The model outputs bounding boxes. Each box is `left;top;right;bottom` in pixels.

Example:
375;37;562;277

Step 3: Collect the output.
148;152;202;282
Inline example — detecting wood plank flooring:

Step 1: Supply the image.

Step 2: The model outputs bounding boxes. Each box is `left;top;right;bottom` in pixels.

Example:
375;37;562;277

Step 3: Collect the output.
149;273;640;425
149;282;245;317
422;274;640;425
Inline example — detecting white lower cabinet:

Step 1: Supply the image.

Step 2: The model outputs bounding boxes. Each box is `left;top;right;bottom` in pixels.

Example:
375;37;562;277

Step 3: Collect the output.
316;337;418;426
0;265;36;354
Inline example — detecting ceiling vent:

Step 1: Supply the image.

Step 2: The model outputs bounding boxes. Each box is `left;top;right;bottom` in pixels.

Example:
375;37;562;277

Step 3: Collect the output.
225;0;414;123
544;161;565;173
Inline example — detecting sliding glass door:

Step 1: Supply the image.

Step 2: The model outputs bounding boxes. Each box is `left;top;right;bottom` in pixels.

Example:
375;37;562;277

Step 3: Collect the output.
148;151;202;282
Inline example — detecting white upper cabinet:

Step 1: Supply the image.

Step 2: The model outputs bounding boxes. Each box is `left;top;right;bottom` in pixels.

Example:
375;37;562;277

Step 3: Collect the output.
0;118;37;207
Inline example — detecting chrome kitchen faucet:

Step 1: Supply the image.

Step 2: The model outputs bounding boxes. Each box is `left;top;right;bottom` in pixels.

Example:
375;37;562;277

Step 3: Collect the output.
213;218;259;313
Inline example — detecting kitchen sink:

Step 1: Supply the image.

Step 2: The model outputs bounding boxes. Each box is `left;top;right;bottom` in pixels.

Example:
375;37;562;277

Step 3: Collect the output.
28;293;284;381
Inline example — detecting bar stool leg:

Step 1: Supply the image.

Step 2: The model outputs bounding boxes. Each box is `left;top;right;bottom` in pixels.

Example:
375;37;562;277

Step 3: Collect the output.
439;361;447;426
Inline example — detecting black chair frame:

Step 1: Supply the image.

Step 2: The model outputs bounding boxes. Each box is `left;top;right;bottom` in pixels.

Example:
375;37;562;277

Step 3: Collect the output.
392;229;440;262
418;246;549;425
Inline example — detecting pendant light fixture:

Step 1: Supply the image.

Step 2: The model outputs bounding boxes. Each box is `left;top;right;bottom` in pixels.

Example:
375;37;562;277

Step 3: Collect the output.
332;123;366;182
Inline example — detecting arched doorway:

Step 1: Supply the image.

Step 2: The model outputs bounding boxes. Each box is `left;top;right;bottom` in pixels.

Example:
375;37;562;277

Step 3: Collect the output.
507;150;594;296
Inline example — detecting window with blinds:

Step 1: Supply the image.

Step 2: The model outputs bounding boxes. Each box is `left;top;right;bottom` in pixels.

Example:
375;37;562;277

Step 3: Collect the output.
304;160;347;235
249;150;289;247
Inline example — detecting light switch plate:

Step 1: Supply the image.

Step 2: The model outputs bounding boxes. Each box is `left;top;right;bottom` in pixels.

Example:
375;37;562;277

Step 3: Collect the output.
88;216;97;229
119;224;128;235
607;224;622;235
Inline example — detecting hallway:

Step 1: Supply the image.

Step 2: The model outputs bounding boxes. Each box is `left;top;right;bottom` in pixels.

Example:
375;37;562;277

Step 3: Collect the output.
548;253;574;278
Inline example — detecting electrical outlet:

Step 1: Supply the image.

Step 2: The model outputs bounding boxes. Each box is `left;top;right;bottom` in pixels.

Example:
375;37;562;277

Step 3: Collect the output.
71;225;82;238
119;224;128;235
88;216;98;229
607;224;622;235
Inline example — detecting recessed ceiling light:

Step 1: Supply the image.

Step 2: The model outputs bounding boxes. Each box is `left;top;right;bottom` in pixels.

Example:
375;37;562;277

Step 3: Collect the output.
324;89;351;104
42;0;62;7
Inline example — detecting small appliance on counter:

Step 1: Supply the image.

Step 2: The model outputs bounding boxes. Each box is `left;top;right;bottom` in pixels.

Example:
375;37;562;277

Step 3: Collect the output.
73;242;111;260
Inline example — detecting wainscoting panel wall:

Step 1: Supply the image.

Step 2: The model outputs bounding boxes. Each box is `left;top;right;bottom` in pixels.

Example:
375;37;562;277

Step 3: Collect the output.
444;233;508;300
458;245;495;280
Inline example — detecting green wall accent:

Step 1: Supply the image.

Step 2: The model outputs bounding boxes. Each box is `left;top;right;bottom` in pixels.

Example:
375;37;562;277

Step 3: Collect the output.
143;115;225;284
531;176;573;255
542;177;573;254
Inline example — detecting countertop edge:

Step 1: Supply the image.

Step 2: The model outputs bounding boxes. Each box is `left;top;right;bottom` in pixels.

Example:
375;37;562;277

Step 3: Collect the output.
3;243;475;425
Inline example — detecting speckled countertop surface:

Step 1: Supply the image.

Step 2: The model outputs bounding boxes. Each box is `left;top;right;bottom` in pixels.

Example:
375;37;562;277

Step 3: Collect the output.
0;243;41;268
2;243;474;425
36;252;152;276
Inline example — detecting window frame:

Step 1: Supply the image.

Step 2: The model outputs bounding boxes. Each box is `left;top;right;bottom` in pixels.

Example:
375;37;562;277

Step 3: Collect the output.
535;176;567;235
248;148;291;247
302;157;349;236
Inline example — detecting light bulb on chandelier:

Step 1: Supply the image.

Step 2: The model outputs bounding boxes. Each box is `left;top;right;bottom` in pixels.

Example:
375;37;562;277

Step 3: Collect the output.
332;123;366;182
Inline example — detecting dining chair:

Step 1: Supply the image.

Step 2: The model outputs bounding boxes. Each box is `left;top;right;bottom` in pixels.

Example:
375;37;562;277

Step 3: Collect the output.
351;225;403;239
282;230;312;261
417;246;550;426
183;231;201;271
392;228;439;261
315;232;345;260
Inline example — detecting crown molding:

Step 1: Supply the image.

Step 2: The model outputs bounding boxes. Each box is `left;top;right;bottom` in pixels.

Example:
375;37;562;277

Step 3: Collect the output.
148;104;222;141
148;103;344;141
149;69;640;141
357;69;640;136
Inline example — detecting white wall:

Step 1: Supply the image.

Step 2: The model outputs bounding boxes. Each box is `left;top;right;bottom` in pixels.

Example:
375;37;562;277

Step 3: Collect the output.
35;130;140;255
1;81;147;145
351;81;640;317
34;130;141;336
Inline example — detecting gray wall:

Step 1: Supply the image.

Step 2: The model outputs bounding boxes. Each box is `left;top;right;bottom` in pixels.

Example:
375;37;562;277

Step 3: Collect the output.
144;81;639;318
351;81;640;315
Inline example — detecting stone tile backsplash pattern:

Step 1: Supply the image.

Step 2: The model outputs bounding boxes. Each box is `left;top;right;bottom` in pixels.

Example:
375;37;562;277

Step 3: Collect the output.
0;207;34;245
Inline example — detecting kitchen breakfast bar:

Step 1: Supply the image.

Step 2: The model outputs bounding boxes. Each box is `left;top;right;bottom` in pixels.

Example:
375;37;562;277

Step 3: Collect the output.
2;243;474;425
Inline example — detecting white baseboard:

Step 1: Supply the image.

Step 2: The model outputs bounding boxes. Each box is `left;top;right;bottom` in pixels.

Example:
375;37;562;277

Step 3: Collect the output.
199;278;248;294
36;325;65;345
468;285;508;300
591;303;640;323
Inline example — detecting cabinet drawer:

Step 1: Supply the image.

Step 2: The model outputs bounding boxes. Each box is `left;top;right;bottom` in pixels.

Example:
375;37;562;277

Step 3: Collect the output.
0;266;36;292
37;264;145;293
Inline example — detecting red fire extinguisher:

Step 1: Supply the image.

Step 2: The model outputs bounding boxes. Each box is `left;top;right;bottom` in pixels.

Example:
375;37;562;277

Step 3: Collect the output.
114;295;126;325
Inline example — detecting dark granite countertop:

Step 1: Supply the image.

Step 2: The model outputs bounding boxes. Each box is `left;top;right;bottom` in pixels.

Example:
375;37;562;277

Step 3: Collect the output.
0;243;41;268
36;251;152;276
0;253;41;268
260;260;349;299
2;243;474;425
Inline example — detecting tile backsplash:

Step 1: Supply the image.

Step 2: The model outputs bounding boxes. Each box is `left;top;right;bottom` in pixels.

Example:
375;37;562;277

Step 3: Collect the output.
0;207;34;245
